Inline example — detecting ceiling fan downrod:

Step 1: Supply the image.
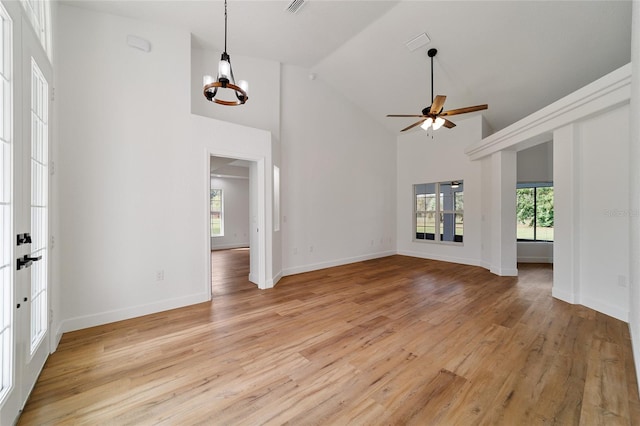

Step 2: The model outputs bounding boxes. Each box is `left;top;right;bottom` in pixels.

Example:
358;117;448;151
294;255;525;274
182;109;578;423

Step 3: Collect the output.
428;48;437;112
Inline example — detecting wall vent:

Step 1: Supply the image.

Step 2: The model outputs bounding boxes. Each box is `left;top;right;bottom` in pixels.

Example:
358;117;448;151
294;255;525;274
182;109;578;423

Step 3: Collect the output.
285;0;306;14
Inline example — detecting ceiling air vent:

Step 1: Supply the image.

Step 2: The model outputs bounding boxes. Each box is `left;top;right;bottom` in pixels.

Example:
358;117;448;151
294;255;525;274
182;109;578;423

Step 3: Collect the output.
285;0;306;14
405;33;431;52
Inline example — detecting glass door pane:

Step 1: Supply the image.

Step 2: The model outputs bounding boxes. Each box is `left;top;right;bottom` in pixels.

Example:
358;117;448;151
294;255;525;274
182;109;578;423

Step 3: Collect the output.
29;59;47;353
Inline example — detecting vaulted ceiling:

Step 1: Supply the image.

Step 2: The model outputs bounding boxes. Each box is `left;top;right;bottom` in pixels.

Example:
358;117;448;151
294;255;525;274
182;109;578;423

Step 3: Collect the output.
61;0;632;133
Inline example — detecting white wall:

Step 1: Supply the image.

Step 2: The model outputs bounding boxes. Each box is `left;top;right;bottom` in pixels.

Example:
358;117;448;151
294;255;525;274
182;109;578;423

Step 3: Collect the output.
210;177;249;250
191;45;281;140
516;141;554;263
397;115;484;266
517;141;553;183
56;5;273;333
553;105;630;321
279;64;396;275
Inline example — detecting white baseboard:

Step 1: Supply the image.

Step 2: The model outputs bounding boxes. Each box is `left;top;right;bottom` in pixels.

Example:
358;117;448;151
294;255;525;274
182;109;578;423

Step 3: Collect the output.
489;266;519;276
397;250;483;269
282;251;396;277
268;271;283;288
630;321;640;396
580;295;628;322
59;292;210;333
517;256;553;263
551;287;577;304
52;323;63;353
211;243;249;251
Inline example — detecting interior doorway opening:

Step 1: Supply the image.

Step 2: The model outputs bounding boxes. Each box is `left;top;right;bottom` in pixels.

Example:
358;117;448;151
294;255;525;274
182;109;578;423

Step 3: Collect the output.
515;141;554;265
209;156;255;293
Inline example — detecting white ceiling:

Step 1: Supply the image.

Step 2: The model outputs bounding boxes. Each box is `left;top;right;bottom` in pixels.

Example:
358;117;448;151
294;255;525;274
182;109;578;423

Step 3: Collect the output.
61;0;632;133
210;156;250;178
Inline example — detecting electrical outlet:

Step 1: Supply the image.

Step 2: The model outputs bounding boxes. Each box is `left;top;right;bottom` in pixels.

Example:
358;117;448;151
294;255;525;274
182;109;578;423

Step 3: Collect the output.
156;270;165;281
618;275;628;288
309;246;314;253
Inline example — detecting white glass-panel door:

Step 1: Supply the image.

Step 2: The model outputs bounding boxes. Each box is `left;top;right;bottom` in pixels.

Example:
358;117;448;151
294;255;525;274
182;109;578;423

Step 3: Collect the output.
15;17;51;410
0;2;13;417
0;3;51;423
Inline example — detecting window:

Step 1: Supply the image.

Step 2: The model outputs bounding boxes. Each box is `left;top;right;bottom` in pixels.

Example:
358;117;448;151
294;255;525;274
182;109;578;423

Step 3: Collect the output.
415;181;463;243
516;183;554;241
273;166;280;232
210;189;223;237
20;0;51;59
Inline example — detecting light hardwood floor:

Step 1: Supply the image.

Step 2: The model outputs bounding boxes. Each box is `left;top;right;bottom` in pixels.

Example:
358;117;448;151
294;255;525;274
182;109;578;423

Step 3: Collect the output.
18;251;640;425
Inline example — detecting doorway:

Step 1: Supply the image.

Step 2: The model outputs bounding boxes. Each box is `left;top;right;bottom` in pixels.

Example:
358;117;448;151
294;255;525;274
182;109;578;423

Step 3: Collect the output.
209;156;254;293
515;141;554;264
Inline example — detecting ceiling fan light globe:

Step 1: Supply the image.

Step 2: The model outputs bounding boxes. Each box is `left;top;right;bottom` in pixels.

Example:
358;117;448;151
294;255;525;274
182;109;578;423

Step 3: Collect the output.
432;117;446;130
420;117;433;130
421;117;434;130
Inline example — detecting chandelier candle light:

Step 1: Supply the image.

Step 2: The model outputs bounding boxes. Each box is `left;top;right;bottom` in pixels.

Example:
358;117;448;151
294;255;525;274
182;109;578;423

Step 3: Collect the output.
203;0;248;106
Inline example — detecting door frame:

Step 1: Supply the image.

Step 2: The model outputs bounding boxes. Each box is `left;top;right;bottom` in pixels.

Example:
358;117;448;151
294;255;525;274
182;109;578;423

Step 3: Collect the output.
204;149;267;299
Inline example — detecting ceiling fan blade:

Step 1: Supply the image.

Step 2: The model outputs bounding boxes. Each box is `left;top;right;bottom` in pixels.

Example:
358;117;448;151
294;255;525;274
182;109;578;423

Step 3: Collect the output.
387;114;427;118
430;95;447;114
400;119;427;132
440;104;488;117
443;118;456;129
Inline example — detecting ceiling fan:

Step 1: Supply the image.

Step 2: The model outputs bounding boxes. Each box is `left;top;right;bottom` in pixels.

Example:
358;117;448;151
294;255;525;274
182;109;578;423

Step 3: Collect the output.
387;48;488;132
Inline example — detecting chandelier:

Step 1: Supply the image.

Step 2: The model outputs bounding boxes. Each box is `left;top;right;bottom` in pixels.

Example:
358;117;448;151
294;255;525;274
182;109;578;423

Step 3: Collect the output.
203;0;248;106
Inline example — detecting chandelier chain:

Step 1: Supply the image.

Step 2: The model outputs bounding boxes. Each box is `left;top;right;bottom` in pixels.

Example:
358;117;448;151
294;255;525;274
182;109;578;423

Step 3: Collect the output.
224;0;228;53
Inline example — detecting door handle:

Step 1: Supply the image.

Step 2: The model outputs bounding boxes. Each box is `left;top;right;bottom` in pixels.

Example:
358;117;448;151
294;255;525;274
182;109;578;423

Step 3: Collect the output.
16;254;42;270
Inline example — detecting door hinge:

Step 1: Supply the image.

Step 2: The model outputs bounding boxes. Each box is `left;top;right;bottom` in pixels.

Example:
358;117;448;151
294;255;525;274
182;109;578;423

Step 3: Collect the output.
50;161;55;176
51;87;55;102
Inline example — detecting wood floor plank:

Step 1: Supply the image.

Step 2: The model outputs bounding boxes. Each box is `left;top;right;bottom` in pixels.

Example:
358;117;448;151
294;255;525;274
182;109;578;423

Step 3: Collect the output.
580;339;632;425
17;253;640;425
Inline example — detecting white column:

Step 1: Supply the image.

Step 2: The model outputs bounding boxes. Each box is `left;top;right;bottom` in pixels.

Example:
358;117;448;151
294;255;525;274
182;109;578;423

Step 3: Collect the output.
628;0;640;394
490;150;518;276
553;124;580;304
